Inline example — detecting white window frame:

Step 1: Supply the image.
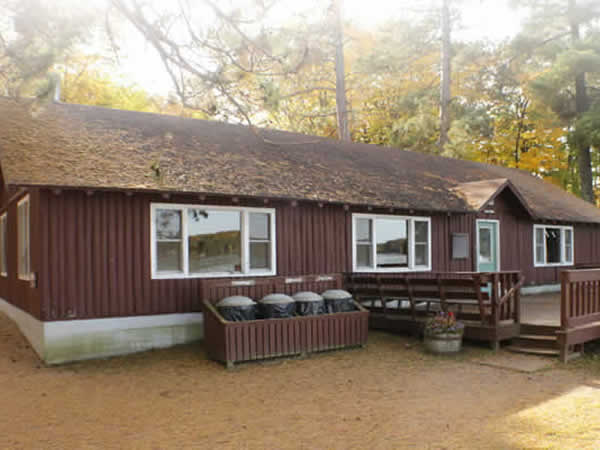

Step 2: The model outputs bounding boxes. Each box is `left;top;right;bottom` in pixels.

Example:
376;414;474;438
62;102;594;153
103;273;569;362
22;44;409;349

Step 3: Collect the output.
0;212;6;277
150;203;276;279
17;195;32;281
351;213;432;273
533;224;574;267
475;219;501;272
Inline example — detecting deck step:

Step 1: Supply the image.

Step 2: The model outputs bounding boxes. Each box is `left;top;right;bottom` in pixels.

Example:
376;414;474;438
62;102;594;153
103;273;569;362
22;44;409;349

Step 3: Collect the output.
517;334;557;341
520;324;560;336
512;336;558;350
505;345;560;356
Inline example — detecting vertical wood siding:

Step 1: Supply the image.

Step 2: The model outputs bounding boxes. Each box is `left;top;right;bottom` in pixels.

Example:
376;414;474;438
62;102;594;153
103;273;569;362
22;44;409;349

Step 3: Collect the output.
4;187;594;322
0;188;42;318
38;190;350;321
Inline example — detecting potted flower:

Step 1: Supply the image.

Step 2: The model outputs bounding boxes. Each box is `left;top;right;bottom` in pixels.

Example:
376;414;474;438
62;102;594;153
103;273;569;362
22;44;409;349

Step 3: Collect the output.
423;312;465;354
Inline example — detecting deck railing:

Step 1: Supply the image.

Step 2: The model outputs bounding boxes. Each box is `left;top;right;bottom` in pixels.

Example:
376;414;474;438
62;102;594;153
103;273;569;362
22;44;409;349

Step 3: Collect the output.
558;269;600;362
345;271;523;326
560;269;600;329
345;271;523;348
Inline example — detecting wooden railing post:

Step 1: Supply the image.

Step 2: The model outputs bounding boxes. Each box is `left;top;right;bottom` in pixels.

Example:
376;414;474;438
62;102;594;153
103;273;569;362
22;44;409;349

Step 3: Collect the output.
491;273;500;327
560;271;568;331
514;273;521;324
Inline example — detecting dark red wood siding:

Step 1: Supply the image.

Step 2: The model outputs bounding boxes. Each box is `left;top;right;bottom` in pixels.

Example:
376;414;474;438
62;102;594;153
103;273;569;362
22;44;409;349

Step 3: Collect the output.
36;190;351;321
2;187;598;322
0;188;42;319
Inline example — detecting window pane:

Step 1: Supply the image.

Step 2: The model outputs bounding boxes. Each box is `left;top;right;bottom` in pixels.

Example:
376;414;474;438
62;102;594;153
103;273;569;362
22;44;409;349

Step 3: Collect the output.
545;228;561;264
415;221;428;243
565;229;573;263
356;244;372;268
479;228;491;263
156;241;182;271
249;213;270;240
250;242;270;270
535;228;544;264
535;228;544;247
376;218;408;268
356;218;372;242
155;209;181;240
415;243;428;267
452;234;468;259
188;209;241;273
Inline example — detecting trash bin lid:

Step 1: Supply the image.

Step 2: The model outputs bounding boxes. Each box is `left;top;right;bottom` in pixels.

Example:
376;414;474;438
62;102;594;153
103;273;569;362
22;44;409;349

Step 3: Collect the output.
321;289;353;300
217;296;256;307
260;293;295;305
292;291;324;302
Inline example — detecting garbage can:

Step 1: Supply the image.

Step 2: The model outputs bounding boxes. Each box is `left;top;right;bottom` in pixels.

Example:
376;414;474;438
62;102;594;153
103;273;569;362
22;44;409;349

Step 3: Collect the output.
322;289;355;313
216;296;257;321
259;293;296;319
292;291;325;316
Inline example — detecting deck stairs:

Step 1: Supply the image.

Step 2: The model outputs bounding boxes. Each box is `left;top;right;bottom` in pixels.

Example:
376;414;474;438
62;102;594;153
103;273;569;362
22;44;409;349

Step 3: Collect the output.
506;324;560;357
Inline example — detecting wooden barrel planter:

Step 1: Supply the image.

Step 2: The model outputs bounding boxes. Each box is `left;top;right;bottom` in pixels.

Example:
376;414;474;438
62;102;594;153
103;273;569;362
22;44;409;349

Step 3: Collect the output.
202;274;369;367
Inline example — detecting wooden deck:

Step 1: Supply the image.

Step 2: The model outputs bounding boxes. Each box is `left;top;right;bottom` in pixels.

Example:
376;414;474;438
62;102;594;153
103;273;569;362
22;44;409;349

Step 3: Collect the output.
346;271;523;350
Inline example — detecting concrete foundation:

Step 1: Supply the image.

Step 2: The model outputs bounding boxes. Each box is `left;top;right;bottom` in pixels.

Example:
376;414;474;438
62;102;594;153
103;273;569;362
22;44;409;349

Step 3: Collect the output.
0;298;204;364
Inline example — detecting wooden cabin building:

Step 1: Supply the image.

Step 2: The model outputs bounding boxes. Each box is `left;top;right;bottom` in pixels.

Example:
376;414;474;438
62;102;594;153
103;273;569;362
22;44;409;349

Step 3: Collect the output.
1;97;600;363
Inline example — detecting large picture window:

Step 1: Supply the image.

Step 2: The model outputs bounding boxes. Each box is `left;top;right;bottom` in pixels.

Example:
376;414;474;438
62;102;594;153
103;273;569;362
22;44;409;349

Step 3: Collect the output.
151;204;276;278
18;195;31;280
352;214;431;272
533;224;574;267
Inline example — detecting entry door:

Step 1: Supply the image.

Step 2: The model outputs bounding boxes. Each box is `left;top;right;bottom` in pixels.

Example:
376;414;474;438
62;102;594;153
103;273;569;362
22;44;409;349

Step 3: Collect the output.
477;220;499;272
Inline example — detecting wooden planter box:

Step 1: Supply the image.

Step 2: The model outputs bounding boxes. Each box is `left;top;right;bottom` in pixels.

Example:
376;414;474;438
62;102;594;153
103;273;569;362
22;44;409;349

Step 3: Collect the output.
203;300;369;367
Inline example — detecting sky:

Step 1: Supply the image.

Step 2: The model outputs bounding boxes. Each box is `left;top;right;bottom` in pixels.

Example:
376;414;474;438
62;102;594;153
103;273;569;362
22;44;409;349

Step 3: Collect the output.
111;0;526;95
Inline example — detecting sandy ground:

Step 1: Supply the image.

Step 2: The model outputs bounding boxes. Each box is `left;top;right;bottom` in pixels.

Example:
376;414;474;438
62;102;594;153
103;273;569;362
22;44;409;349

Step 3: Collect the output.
1;313;600;449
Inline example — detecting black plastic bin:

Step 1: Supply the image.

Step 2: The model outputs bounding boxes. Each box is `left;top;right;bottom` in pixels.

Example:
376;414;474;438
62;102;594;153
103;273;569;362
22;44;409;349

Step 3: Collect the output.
217;296;257;321
293;291;326;316
322;289;356;313
259;294;296;319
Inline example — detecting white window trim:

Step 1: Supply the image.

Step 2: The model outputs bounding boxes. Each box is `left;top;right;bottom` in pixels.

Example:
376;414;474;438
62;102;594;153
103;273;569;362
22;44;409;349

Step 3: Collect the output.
533;224;574;268
475;219;501;272
17;195;32;281
150;203;277;279
351;213;432;273
0;212;6;277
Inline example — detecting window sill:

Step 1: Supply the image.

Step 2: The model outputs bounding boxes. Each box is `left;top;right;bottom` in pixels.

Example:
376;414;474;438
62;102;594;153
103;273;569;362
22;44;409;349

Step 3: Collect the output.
151;271;277;280
353;267;432;273
534;263;574;268
18;274;33;281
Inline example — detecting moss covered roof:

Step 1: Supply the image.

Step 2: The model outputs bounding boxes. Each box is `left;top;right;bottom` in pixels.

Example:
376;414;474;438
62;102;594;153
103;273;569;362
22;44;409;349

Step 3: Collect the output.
2;97;600;223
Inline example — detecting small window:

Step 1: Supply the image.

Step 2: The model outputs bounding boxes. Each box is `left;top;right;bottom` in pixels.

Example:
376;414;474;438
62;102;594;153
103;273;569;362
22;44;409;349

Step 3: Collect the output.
352;214;431;272
0;213;6;276
452;233;469;259
249;212;272;270
18;195;31;280
533;224;574;267
151;204;276;278
355;218;373;268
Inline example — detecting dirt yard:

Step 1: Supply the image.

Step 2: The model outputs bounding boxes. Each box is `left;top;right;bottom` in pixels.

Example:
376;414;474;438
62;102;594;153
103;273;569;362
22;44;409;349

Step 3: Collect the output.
1;313;599;449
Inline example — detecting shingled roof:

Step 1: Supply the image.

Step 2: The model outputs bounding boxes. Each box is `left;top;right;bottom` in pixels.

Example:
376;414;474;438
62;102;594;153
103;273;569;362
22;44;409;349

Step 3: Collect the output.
1;97;600;223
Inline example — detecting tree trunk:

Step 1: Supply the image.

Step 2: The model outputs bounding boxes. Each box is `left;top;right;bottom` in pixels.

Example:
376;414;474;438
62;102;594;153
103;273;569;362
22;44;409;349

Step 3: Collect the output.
333;0;350;141
569;0;595;203
438;0;451;153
